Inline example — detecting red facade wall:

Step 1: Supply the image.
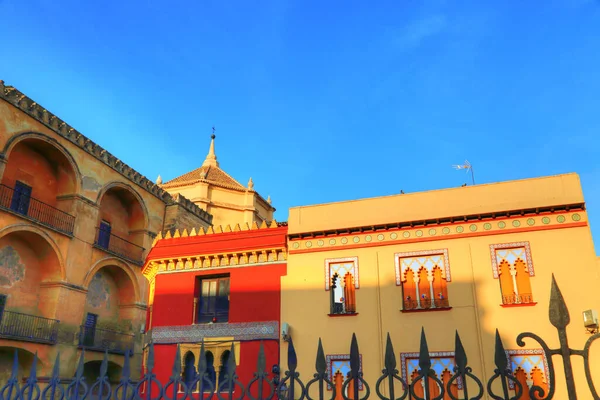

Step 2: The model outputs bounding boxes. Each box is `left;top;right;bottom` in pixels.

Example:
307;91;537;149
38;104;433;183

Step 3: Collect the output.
144;226;288;390
152;263;286;327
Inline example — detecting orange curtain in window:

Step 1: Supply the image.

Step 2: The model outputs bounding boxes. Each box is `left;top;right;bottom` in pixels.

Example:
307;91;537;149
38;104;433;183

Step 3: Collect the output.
411;371;423;398
347;379;355;400
344;273;356;313
499;260;515;304
515;259;533;303
432;267;448;306
514;368;530;400
334;372;344;400
441;370;458;399
418;268;430;308
531;367;547;399
403;270;417;309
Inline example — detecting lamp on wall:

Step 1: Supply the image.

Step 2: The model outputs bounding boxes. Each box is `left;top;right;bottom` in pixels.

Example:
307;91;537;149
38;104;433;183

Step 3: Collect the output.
582;309;599;334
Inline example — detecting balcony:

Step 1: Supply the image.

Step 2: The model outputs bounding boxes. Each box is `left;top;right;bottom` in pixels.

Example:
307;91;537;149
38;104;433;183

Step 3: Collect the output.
0;184;75;235
403;297;451;311
78;326;135;355
502;293;535;306
93;227;145;265
0;310;59;344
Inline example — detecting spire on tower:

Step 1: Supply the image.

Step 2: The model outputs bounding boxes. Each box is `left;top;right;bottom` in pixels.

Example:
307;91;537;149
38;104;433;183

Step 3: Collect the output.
202;127;219;167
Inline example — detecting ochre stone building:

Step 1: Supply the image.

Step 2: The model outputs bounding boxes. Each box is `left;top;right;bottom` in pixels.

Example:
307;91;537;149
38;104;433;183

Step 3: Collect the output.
142;222;287;394
281;173;600;399
0;81;218;383
158;135;275;229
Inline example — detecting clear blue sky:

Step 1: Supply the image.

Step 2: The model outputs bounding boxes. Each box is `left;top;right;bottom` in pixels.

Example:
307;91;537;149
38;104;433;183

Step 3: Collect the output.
1;0;599;251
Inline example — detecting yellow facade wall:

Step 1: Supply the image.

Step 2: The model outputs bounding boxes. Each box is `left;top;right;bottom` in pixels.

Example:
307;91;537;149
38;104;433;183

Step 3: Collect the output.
282;175;599;399
288;173;584;234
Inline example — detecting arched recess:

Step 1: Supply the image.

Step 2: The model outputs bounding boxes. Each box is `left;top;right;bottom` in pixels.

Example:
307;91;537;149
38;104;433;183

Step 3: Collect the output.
82;257;142;333
0;224;66;319
83;360;123;385
0;346;43;385
1;132;82;204
94;182;149;261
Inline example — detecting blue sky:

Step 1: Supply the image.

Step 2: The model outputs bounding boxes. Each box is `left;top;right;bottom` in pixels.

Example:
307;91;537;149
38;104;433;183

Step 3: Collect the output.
1;0;599;250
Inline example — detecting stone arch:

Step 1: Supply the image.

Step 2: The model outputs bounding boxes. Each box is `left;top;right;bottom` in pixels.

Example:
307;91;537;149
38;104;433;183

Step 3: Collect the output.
0;346;43;384
83;257;141;305
0;223;66;281
95;182;149;231
1;131;82;196
83;360;123;384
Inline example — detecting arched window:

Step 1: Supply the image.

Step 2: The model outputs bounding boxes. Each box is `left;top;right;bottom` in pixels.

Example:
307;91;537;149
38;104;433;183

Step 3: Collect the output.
396;251;451;311
205;351;217;391
491;243;535;305
325;258;359;315
507;350;549;399
219;350;231;391
183;352;196;391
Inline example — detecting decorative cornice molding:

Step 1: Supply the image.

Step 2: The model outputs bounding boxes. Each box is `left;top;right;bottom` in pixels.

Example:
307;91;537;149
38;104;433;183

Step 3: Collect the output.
288;204;585;240
39;281;87;294
151;321;279;343
143;247;287;278
289;211;587;254
0;82;212;224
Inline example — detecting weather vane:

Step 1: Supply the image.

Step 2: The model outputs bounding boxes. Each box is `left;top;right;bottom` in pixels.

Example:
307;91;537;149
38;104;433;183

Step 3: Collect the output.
212;126;215;139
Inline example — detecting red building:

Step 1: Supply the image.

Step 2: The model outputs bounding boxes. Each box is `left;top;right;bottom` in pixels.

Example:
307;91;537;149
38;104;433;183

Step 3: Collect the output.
141;221;287;393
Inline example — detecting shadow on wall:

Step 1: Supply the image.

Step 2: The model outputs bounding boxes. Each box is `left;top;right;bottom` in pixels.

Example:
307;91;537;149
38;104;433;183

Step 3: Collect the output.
0;347;42;385
152;275;600;398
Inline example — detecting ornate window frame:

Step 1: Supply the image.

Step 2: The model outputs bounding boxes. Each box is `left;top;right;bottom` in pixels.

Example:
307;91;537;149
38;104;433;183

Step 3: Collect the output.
324;257;359;291
325;354;364;390
394;249;451;286
505;348;549;390
400;351;462;389
490;242;535;279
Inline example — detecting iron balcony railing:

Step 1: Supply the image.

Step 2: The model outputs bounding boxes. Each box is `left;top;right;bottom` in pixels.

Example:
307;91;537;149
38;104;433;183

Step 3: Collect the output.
78;325;135;355
403;297;450;310
0;184;75;235
94;227;145;265
0;310;59;344
502;292;534;305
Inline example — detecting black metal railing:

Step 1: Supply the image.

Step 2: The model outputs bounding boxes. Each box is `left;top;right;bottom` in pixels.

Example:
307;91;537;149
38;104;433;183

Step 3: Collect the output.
94;227;145;265
2;276;599;400
502;292;534;305
0;310;59;344
78;326;135;355
0;184;75;235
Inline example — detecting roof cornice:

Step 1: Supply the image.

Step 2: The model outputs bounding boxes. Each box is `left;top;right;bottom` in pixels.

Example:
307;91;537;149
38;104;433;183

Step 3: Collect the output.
0;81;213;224
0;81;171;202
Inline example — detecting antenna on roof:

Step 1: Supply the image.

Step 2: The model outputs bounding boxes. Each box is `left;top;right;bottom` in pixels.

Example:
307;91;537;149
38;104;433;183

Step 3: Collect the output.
452;160;475;185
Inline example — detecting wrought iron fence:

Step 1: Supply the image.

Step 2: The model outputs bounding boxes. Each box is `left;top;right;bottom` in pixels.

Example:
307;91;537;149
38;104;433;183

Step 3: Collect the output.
78;326;135;355
0;184;75;235
94;227;145;265
1;276;599;400
0;310;59;344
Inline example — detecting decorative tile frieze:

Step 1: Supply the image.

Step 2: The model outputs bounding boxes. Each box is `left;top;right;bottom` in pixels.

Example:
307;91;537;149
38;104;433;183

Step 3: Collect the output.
151;321;279;344
289;212;586;253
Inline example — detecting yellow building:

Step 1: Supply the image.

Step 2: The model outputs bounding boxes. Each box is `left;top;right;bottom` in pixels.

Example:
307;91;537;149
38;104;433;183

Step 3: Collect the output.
158;134;275;228
281;173;600;399
0;81;213;383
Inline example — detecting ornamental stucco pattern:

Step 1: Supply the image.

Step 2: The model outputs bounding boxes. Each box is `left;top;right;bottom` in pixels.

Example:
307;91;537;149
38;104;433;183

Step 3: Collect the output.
151;321;279;344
